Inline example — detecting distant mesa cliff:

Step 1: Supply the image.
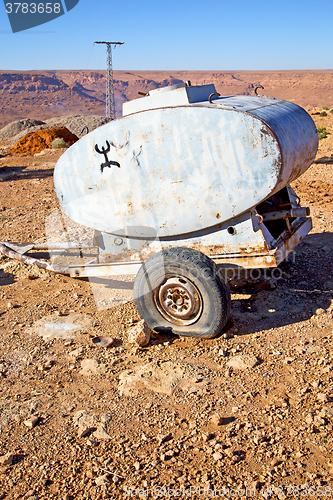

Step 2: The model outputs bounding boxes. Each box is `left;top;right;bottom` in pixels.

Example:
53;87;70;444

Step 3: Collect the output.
0;69;332;128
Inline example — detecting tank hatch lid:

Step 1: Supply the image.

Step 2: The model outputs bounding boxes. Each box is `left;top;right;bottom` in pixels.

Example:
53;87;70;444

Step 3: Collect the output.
200;94;285;112
123;83;217;116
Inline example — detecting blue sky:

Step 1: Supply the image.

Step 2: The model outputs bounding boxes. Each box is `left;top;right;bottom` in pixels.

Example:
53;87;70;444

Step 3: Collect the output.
0;0;332;71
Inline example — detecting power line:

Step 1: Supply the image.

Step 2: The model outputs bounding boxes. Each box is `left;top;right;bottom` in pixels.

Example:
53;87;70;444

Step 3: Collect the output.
94;41;124;119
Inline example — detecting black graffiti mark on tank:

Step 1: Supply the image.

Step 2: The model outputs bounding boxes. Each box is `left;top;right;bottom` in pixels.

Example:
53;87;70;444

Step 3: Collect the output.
95;141;121;173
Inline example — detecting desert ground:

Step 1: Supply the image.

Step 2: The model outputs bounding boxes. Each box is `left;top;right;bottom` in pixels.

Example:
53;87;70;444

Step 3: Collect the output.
0;73;332;499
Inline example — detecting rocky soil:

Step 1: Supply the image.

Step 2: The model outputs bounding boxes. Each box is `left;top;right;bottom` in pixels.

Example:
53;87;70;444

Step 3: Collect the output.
0;110;332;499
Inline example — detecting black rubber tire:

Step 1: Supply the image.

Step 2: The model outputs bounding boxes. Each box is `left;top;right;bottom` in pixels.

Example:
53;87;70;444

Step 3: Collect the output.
133;247;231;339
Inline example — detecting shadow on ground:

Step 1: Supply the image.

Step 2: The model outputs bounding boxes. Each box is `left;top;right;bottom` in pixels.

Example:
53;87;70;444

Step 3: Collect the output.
0;268;14;286
0;165;54;181
224;231;333;336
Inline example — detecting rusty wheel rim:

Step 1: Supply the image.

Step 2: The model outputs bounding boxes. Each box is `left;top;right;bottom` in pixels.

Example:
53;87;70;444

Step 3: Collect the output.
153;276;202;326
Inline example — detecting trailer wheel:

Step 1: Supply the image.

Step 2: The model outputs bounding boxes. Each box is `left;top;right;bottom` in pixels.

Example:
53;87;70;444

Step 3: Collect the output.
133;247;231;339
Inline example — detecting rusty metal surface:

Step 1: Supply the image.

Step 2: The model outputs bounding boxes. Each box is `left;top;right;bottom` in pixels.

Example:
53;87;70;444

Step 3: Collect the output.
68;261;141;278
65;215;312;278
3;241;96;254
0;243;69;274
214;254;277;269
67;213;312;277
153;276;203;326
214;217;311;269
262;207;310;221
274;217;312;266
93;211;271;264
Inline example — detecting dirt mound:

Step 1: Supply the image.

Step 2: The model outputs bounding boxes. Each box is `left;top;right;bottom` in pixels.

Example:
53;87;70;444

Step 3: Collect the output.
10;127;78;155
8;114;109;144
0;118;45;138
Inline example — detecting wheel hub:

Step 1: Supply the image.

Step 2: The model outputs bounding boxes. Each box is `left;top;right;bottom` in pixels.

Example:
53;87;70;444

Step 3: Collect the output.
154;276;202;325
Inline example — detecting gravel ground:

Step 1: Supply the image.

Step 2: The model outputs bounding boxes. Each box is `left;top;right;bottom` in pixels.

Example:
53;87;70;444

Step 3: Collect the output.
0;112;332;500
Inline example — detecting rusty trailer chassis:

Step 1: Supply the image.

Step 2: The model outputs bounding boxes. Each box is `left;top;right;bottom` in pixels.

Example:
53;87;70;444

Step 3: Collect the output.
0;206;312;279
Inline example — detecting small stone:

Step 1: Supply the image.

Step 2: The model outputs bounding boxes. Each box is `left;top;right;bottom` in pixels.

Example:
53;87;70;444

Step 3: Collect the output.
210;414;223;426
0;452;14;465
86;438;98;446
79;359;106;376
226;354;260;370
299;385;310;396
92;424;112;440
7;302;13;309
253;431;266;445
100;413;112;424
95;474;110;486
24;491;37;499
218;349;228;356
37;360;53;371
317;393;331;402
158;433;172;445
314;416;326;426
213;452;223;461
305;413;314;425
69;347;84;358
127;320;151;347
202;432;214;442
319;408;333;418
73;410;96;428
77;426;93;438
134;461;141;471
24;416;39;429
305;345;321;354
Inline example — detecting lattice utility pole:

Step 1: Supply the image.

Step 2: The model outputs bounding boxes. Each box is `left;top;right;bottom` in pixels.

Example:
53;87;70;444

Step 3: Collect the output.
94;41;124;120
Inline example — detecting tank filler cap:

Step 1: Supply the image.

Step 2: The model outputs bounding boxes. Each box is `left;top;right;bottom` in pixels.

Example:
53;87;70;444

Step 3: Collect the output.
148;83;186;96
